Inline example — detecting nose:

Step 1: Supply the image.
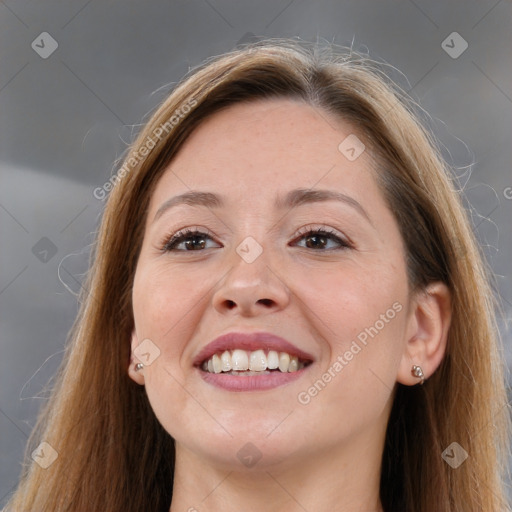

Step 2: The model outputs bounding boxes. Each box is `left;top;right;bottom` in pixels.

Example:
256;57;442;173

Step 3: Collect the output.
211;247;291;317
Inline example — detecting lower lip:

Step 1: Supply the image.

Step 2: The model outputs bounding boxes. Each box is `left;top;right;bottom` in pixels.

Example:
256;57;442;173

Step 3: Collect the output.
197;366;311;391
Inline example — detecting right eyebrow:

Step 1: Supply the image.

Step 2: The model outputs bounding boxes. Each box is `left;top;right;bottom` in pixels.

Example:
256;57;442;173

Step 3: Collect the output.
153;191;223;223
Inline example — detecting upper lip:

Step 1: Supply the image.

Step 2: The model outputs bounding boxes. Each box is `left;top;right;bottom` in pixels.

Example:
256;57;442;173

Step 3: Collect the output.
193;331;316;367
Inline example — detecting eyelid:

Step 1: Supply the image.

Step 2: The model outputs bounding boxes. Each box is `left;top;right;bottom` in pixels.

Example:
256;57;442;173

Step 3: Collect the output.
158;226;220;252
292;224;353;248
296;224;352;243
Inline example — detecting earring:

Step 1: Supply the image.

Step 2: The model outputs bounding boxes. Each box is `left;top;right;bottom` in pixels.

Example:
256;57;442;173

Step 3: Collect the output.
411;365;425;385
134;362;144;372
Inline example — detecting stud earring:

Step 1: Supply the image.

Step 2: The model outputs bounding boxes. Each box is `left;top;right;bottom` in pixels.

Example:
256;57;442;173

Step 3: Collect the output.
411;364;425;385
134;362;144;372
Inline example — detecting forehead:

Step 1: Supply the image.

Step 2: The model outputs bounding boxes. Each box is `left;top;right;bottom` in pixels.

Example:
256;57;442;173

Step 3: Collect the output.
148;98;379;211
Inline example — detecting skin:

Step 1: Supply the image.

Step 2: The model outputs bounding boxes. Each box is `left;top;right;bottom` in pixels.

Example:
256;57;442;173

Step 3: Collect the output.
128;98;451;512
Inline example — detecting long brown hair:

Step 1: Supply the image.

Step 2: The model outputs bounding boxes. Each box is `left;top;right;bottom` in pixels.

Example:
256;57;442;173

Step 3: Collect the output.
5;39;511;512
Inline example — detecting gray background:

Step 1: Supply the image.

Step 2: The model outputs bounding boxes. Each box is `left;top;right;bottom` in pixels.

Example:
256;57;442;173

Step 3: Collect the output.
1;0;511;506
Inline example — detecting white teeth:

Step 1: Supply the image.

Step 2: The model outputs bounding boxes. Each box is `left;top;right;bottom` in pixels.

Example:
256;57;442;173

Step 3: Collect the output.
231;349;249;371
267;350;279;369
220;350;231;372
201;349;309;374
249;349;267;371
278;352;290;372
212;354;222;374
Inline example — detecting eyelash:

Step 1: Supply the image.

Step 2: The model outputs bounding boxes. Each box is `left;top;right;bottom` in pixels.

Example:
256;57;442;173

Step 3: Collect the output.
159;226;353;253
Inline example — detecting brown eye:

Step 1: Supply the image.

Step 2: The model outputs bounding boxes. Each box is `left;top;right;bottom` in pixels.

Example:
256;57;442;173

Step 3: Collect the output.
293;228;352;251
162;229;220;252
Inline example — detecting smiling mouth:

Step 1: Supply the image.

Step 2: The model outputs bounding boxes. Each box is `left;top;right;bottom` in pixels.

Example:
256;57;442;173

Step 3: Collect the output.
199;349;313;375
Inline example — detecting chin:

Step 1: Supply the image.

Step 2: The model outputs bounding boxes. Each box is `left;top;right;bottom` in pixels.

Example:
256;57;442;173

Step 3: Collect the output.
175;419;306;471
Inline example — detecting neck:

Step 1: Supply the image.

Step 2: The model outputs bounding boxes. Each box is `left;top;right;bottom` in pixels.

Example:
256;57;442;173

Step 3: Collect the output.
169;430;385;512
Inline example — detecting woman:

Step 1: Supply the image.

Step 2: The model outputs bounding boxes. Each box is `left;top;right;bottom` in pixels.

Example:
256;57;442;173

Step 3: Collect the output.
5;39;511;512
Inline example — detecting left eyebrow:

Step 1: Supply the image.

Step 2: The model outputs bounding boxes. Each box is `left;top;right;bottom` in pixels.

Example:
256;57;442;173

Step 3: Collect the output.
275;188;373;226
153;188;373;227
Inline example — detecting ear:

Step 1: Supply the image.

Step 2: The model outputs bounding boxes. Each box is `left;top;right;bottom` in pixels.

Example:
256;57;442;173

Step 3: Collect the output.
397;282;451;386
127;328;145;385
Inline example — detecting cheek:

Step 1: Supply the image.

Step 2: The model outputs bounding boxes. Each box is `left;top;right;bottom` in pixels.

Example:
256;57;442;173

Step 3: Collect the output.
134;258;200;319
131;262;207;363
131;263;210;436
292;259;407;401
294;257;407;342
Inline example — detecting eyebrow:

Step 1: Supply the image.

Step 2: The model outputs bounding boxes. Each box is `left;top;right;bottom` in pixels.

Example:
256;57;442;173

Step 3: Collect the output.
153;188;373;225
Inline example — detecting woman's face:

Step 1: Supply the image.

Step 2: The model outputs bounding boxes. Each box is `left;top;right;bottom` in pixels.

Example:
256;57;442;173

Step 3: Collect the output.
130;98;415;470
